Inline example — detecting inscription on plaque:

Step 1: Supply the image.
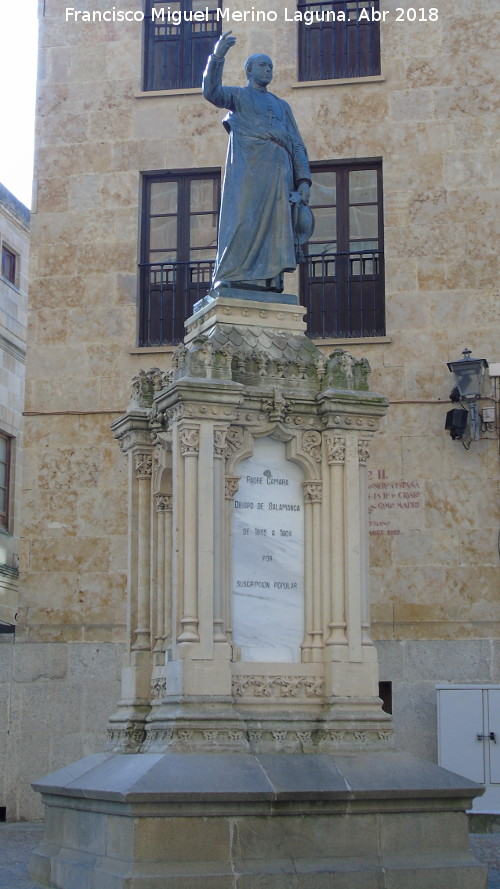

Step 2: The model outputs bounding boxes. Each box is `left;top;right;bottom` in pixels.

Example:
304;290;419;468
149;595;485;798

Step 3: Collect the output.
232;437;304;662
368;468;423;536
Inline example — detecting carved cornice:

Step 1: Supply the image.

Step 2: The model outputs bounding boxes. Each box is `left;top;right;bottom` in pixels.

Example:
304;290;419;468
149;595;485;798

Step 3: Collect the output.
140;725;392;751
282;413;320;428
165;399;238;423
232;675;324;698
320;410;382;432
171;319;378;397
189;403;236;419
118;723;393;754
106;727;146;753
111;412;154;453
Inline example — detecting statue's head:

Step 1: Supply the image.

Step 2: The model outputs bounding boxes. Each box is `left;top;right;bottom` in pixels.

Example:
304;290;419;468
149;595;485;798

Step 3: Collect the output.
245;54;273;87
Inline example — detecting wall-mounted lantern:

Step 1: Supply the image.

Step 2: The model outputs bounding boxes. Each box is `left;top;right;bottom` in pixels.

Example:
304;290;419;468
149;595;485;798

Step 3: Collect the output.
446;349;489;443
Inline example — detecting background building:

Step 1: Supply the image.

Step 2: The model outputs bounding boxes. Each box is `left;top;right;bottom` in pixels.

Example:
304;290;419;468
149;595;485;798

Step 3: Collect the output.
0;184;28;632
1;0;498;820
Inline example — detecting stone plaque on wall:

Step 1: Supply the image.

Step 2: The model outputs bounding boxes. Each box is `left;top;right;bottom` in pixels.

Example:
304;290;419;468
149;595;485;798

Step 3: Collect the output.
232;437;304;662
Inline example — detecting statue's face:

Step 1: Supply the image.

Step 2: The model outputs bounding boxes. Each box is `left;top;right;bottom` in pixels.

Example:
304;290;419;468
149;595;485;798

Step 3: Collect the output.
248;55;273;87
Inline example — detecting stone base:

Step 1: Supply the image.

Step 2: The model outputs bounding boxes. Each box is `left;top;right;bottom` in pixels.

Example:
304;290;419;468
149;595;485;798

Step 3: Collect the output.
31;752;487;889
193;287;300;314
184;291;307;344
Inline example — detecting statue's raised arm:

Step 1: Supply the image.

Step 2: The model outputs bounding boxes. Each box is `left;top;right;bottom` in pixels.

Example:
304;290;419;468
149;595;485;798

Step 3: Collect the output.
202;32;237;109
202;35;313;296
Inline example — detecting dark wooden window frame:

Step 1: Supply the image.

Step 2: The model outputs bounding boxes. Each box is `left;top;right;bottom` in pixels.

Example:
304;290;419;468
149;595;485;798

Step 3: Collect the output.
300;158;385;339
139;162;384;346
0;433;12;530
1;245;17;288
139;168;220;346
298;0;381;81
143;0;223;91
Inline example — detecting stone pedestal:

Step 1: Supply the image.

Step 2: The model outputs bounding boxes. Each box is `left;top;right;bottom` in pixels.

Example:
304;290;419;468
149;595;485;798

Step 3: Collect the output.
30;751;487;889
31;293;487;887
106;295;392;755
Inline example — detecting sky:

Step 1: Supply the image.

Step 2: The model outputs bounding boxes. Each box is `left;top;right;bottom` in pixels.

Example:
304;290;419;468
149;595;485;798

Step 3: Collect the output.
0;0;39;208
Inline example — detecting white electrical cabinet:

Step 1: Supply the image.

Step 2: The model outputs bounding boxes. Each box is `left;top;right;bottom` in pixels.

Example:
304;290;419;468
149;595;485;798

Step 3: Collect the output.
437;684;500;812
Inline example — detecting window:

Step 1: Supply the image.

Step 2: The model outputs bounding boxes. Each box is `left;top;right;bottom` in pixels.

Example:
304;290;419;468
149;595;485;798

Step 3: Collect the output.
139;163;383;345
143;1;223;91
1;245;17;287
139;170;220;345
298;0;381;81
0;434;11;529
300;160;385;338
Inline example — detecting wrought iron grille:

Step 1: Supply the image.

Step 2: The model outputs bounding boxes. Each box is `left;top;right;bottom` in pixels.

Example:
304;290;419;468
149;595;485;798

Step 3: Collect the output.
139;259;215;345
144;2;222;90
139;252;385;344
298;0;381;81
300;249;385;338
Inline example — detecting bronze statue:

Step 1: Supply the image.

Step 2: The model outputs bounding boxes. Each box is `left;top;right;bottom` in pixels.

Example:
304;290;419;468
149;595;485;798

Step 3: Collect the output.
202;32;312;295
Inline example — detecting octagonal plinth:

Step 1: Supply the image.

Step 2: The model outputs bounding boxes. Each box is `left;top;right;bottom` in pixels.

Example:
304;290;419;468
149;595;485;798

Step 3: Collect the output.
31;751;486;889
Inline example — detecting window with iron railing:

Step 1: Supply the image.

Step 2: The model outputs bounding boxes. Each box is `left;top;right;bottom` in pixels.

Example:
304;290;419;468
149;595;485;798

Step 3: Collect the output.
143;0;223;90
0;434;11;529
299;161;385;338
298;0;381;81
139;170;220;345
139;163;384;345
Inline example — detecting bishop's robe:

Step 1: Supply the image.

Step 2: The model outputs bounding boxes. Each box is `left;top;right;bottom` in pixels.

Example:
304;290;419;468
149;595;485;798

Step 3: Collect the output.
202;54;311;291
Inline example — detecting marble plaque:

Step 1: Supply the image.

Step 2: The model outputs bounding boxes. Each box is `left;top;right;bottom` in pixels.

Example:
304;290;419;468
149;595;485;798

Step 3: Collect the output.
232;437;304;662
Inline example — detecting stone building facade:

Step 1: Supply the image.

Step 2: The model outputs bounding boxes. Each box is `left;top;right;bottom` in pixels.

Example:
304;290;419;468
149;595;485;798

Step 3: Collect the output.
1;0;498;820
0;185;28;628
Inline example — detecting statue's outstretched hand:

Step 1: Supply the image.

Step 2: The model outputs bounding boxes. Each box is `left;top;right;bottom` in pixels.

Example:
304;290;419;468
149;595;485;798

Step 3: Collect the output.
214;31;236;59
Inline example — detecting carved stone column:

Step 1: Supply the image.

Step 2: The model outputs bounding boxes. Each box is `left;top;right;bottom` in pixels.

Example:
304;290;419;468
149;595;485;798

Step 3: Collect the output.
213;428;228;643
343;432;363;662
302;480;323;662
107;410;155;751
358;438;373;645
224;426;244;646
325;434;347;647
110;414;154;658
224;476;239;643
154;494;172;657
317;380;388;703
178;425;200;644
133;452;153;652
